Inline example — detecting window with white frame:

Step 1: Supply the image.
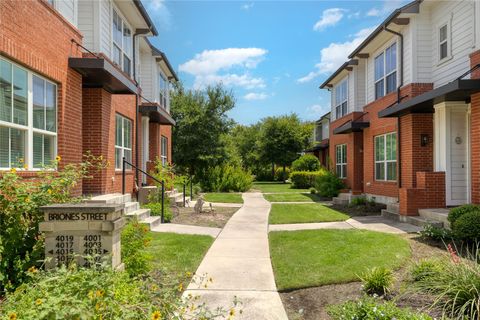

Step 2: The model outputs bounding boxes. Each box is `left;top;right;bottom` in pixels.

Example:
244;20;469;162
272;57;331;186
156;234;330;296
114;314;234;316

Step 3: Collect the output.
0;57;57;170
336;144;347;179
159;73;168;109
335;80;348;119
112;9;132;75
439;23;450;61
161;136;168;166
115;114;132;169
315;123;323;142
375;132;397;181
374;42;397;100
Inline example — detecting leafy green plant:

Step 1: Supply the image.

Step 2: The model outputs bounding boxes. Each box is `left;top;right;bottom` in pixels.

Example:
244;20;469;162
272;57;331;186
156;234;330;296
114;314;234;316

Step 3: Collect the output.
290;170;326;189
452;211;480;242
121;220;152;277
0;153;107;292
309;187;316;194
327;296;433;320
448;204;480;225
314;170;345;198
150;160;176;191
199;165;253;192
291;154;321;172
409;259;444;282
419;224;453;241
358;267;394;296
274;166;290;182
143;197;173;222
351;196;367;206
254;166;275;181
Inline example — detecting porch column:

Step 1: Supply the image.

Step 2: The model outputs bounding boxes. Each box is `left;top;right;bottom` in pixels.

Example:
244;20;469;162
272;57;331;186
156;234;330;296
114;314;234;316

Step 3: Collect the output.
471;93;480;203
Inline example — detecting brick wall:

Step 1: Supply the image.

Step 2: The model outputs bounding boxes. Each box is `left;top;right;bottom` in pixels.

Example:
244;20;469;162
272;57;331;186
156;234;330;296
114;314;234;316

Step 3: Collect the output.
470;51;480;203
399;172;445;215
160;125;173;164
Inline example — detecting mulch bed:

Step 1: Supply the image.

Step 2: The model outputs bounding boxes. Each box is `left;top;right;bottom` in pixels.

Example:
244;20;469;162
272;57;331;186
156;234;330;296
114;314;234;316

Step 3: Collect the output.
171;206;239;228
330;203;386;216
280;234;446;320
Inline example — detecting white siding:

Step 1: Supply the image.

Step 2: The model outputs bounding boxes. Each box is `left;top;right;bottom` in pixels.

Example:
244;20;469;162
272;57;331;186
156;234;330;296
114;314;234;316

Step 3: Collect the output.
56;0;77;26
139;52;155;102
99;0;111;57
77;0;96;51
414;11;433;83
354;59;366;110
403;24;413;84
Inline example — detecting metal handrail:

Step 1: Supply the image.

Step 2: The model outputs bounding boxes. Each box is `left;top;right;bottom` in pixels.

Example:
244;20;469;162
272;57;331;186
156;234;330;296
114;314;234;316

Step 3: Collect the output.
122;157;166;223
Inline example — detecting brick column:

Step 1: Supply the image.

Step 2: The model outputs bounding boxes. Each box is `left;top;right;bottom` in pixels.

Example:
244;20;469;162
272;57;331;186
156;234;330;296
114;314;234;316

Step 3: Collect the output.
470;51;480;203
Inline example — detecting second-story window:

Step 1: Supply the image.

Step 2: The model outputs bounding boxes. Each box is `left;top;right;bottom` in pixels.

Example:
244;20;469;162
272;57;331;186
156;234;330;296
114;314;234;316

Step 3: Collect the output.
159;73;168;109
375;42;397;100
112;9;132;76
315;123;323;142
335;80;347;119
439;23;450;61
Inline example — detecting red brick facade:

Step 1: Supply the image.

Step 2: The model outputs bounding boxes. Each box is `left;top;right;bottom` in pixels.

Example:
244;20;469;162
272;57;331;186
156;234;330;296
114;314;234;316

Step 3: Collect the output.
470;50;480;204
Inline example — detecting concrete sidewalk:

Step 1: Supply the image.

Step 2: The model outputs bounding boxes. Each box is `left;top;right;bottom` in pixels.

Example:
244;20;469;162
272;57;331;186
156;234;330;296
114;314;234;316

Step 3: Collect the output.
184;193;288;320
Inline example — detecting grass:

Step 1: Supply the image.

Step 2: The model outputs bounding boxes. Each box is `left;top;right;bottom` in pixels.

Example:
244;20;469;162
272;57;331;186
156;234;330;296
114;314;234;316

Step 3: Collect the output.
203;192;243;203
269;229;411;291
269;203;349;224
264;193;322;202
251;181;310;193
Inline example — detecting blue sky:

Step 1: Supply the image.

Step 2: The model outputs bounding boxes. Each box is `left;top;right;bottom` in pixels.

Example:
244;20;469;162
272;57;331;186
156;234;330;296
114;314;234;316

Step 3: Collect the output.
147;0;407;124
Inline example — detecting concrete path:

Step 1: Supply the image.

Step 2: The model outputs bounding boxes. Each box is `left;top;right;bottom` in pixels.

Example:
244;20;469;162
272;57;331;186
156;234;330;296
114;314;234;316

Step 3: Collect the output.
184;193;288;320
269;215;421;234
151;223;221;237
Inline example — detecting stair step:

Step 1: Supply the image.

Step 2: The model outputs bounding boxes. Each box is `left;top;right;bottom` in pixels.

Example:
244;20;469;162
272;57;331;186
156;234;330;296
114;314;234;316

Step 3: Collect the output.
141;216;162;229
333;197;349;205
386;203;399;214
85;193;131;205
124;201;140;214
126;208;151;221
418;208;450;228
381;209;443;228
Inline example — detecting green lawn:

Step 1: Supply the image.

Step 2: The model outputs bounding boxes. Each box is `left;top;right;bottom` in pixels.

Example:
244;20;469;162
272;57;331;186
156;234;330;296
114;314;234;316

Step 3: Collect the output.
264;193;322;202
269;203;349;224
251;182;309;193
269;229;411;291
203;192;243;203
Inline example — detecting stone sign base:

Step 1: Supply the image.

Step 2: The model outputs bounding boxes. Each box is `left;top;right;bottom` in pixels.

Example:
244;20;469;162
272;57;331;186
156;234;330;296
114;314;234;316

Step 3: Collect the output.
39;203;125;270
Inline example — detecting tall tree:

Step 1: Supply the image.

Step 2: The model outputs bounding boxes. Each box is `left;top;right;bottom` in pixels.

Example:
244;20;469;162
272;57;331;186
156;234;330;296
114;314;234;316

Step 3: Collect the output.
170;83;235;176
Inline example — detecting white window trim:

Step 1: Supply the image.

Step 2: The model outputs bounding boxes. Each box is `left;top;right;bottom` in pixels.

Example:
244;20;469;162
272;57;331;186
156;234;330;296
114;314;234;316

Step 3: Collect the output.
161;135;168;166
159;71;169;110
375;132;397;182
111;5;133;76
115;114;132;170
334;79;348;119
336;144;347;179
437;19;452;65
0;56;57;171
374;42;397;100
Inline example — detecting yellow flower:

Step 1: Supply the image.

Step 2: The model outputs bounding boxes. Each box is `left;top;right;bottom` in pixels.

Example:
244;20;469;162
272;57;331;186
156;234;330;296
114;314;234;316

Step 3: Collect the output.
186;271;192;277
18;158;24;163
9;312;17;320
9;168;16;174
95;303;100;310
95;290;104;297
47;189;52;194
229;308;235;316
28;266;38;273
151;311;161;320
178;283;183;292
23;164;28;169
88;291;94;299
25;197;30;203
35;298;43;305
55;155;62;162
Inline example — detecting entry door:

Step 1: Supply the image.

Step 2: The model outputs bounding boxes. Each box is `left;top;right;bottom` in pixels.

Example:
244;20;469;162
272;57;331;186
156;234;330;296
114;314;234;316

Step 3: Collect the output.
449;110;469;205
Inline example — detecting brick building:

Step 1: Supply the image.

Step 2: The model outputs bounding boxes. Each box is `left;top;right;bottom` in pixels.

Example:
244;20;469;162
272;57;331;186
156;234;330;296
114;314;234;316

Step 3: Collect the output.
319;0;480;219
305;112;330;169
0;0;176;196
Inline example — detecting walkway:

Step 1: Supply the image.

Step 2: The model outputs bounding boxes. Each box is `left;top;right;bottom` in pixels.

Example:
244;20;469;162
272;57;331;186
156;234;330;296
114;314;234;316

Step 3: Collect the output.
184;192;288;319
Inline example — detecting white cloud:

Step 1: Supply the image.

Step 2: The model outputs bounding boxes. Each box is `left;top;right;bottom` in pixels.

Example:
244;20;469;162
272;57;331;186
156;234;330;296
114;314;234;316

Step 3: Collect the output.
179;48;268;89
366;8;381;17
241;2;254;10
297;27;375;83
366;0;408;18
306;104;330;118
147;0;172;30
313;8;346;31
244;92;269;100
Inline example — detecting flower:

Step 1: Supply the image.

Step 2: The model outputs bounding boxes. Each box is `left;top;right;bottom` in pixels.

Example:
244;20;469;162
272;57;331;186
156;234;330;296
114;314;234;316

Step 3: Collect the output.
55;155;62;162
35;298;43;305
95;290;104;297
23;164;28;169
151;311;161;320
9;312;17;320
88;291;94;299
28;266;38;273
25;197;30;203
47;189;52;194
10;168;16;174
18;158;24;163
178;283;184;292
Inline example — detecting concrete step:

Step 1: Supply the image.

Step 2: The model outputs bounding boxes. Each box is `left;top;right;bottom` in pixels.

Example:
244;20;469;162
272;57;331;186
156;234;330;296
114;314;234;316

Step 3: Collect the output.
381;209;443;228
337;193;351;200
141;216;162;229
123;201;140;214
386;203;399;214
85;193;131;205
126;208;151;221
418;208;451;229
333;197;349;205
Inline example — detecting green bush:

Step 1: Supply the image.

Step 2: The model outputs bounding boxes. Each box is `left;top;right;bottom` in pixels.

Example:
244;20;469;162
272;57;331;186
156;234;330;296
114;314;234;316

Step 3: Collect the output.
419;224;453;241
291;154;321;172
452;210;480;242
199;165;253;192
254;166;275;181
409;259;444;282
351;196;367;206
274;167;290;182
309;187;316;194
314;170;345;198
448;204;480;225
327;296;432;320
143;197;173;223
358;267;393;296
121;220;152;277
289;170;326;189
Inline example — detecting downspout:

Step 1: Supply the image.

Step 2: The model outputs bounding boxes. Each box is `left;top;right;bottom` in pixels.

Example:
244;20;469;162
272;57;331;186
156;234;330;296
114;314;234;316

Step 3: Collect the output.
384;26;403;189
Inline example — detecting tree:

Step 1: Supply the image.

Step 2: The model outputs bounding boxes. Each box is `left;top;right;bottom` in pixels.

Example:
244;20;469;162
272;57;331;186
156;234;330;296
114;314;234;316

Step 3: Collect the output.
230;123;261;170
170;83;235;176
257;114;312;179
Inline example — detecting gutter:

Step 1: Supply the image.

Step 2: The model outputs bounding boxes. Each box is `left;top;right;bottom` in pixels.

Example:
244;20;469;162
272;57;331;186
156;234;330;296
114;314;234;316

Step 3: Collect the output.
132;0;158;36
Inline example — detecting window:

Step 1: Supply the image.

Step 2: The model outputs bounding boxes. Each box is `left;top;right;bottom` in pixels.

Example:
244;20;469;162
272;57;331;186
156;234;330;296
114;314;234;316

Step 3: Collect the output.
161;136;168;166
315;124;323;142
335;80;348;119
336;144;347;179
374;43;397;99
439;24;449;61
115;114;132;169
159;73;168;109
112;9;132;75
0;57;57;169
375;132;397;181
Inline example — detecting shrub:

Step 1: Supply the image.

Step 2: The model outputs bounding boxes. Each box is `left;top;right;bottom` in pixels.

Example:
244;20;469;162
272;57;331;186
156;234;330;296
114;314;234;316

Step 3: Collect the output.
254;166;274;181
274;166;290;182
327;296;433;320
291;154;321;172
358;267;394;296
199;165;253;192
121;220;152;277
452;210;480;242
448;204;480;225
314;170;345;198
143;197;173;222
309;187;316;194
409;259;444;282
350;196;367;206
419;224;453;241
290;170;326;189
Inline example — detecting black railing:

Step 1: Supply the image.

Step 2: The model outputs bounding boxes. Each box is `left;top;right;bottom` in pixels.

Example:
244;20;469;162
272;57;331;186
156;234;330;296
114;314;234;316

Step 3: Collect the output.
122;157;165;223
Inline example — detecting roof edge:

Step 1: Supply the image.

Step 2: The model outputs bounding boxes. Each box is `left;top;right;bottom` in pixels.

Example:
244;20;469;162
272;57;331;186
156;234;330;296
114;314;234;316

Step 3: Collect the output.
133;0;158;36
145;38;179;82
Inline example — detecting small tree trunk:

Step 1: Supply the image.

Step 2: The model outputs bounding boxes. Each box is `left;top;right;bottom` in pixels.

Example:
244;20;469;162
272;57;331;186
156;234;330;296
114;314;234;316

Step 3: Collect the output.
282;164;286;183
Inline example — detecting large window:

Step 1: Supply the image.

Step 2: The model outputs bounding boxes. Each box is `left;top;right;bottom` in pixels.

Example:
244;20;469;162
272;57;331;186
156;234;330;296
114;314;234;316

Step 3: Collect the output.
336;144;347;179
159;73;168;109
375;132;397;181
115;114;132;169
439;23;450;61
0;57;57;169
335;80;348;119
315;123;323;142
112;9;132;75
374;43;397;100
161;136;168;166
